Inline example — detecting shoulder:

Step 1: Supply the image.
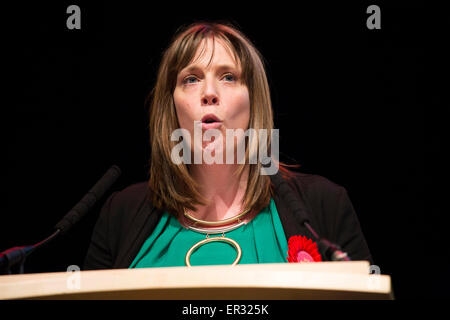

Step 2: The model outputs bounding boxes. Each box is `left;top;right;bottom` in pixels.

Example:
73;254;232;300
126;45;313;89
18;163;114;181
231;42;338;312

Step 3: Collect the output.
282;171;353;225
103;181;151;223
276;170;373;263
111;182;149;206
284;171;347;202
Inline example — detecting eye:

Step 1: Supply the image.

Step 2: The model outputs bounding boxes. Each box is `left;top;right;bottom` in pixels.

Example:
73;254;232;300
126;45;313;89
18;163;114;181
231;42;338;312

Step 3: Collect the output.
222;73;236;82
182;76;199;84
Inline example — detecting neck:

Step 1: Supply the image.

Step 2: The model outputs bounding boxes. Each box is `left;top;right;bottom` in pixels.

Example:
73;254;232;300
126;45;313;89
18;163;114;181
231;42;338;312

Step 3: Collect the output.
187;163;250;222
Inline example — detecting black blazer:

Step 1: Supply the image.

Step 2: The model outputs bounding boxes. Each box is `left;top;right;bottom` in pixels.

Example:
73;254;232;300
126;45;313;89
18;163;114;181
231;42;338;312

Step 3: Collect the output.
83;171;374;269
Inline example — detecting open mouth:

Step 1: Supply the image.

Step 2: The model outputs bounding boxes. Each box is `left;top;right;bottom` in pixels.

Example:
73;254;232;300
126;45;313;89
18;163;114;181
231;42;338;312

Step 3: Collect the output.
201;114;221;124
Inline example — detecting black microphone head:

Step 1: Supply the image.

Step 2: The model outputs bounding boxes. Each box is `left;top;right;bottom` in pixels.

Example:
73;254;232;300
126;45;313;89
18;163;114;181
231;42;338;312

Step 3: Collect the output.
88;165;122;196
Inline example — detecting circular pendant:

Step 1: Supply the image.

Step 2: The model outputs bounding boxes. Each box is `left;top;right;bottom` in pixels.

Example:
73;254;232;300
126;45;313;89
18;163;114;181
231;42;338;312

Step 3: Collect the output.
185;236;242;267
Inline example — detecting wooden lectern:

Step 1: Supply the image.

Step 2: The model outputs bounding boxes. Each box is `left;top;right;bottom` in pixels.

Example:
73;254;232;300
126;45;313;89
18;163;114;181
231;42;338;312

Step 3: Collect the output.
0;261;393;300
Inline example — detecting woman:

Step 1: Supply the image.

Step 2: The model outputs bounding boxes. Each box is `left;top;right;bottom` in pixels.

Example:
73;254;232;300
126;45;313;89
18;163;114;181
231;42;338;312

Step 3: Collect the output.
83;21;373;269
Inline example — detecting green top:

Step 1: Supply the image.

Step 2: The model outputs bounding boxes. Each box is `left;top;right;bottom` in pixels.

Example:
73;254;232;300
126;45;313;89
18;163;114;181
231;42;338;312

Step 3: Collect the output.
129;198;288;268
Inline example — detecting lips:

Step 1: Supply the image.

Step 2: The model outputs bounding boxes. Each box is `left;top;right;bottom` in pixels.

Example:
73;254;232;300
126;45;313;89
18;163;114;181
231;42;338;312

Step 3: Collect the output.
201;113;221;123
201;113;222;130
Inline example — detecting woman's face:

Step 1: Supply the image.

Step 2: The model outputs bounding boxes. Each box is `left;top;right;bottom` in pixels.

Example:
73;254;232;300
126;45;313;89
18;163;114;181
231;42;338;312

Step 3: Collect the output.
173;38;250;157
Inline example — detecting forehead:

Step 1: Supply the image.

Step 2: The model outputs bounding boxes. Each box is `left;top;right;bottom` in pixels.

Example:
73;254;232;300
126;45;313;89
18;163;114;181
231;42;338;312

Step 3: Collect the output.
184;37;241;71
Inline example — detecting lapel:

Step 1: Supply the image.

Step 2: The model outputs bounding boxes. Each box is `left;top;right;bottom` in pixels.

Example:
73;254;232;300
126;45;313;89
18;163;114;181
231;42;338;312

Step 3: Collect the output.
272;172;316;242
114;198;163;269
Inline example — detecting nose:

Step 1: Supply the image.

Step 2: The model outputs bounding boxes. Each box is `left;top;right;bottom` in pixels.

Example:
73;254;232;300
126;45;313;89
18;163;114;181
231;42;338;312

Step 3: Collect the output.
202;95;218;105
201;79;219;106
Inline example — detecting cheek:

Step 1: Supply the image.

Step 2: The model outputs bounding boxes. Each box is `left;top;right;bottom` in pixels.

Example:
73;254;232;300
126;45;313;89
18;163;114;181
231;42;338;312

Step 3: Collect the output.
173;91;194;130
228;89;251;128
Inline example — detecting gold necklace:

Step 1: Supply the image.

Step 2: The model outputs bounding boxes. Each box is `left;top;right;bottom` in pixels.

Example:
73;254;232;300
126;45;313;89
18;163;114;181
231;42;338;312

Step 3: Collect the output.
183;208;250;267
185;231;242;267
183;207;251;227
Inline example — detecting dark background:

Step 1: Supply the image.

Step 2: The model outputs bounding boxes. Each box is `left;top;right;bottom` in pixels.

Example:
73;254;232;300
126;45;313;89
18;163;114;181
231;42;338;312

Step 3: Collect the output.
3;1;444;299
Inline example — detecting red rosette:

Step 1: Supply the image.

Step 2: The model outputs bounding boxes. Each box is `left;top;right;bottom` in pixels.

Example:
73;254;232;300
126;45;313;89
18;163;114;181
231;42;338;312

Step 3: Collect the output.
287;235;322;263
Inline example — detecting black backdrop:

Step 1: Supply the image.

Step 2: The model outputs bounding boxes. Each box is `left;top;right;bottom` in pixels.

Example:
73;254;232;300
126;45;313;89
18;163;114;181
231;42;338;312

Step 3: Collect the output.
3;1;444;300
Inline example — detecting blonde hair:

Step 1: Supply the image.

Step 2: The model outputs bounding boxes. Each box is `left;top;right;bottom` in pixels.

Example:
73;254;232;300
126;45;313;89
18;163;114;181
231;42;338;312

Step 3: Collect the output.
147;21;297;216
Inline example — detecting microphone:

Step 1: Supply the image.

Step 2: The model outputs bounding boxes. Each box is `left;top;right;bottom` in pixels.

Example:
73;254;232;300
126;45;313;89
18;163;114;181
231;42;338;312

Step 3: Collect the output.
54;165;121;235
269;169;350;261
0;165;121;274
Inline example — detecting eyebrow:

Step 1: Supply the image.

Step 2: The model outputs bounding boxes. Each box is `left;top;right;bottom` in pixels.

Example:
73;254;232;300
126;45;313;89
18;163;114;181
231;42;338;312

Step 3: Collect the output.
181;64;240;75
